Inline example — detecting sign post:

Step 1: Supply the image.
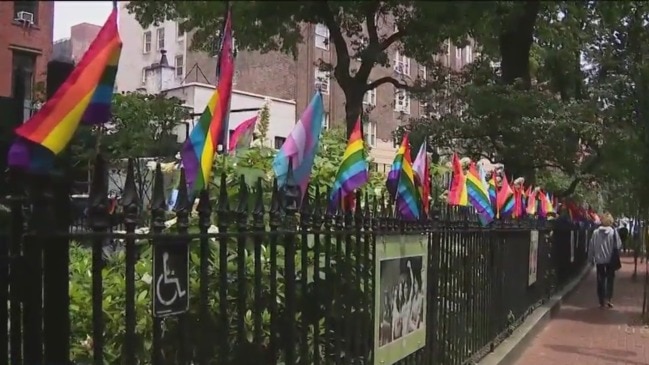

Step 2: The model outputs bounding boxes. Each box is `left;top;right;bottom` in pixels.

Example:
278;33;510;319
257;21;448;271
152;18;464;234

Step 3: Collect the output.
152;242;189;317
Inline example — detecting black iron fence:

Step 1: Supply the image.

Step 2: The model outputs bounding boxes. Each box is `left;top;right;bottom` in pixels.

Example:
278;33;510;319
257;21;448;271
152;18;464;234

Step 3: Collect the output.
0;156;588;365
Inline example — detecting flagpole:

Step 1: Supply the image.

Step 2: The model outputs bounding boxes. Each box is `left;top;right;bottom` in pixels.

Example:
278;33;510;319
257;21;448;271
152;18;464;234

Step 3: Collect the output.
217;1;234;154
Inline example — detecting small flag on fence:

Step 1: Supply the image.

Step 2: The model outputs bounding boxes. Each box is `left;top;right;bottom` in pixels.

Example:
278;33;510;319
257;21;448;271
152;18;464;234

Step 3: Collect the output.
448;153;468;206
228;116;257;153
329;116;369;211
272;91;325;203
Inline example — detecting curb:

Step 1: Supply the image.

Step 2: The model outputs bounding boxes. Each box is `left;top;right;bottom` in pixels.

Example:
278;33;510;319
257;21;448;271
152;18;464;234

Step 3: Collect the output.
477;265;593;365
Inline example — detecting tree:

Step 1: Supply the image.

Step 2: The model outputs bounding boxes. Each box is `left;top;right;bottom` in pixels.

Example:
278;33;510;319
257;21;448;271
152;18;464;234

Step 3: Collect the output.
401;2;640;196
102;92;190;159
126;1;493;136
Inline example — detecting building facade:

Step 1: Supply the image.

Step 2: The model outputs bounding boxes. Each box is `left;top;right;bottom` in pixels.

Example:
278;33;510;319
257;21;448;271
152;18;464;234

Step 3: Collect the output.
115;2;187;93
116;3;475;168
52;22;101;63
0;1;54;119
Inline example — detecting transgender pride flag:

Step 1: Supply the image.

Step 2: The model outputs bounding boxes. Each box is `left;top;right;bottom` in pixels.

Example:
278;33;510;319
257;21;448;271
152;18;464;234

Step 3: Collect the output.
272;91;324;204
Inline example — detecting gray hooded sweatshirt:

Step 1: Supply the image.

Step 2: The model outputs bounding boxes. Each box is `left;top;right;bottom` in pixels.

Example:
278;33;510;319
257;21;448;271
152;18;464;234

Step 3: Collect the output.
588;226;622;264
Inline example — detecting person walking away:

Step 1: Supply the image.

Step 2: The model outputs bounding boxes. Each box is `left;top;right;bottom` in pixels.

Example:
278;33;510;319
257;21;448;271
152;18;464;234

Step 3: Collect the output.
617;217;629;253
588;213;622;309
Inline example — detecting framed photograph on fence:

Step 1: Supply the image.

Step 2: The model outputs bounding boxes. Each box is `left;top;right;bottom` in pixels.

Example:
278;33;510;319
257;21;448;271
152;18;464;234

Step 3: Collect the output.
528;230;539;286
570;231;575;263
374;234;427;365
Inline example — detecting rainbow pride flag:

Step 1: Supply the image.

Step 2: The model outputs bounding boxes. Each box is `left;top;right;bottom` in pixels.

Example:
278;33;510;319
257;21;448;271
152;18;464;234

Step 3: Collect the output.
385;140;405;200
272;91;324;203
488;174;497;208
526;188;538;215
497;174;514;218
412;141;430;216
8;8;121;170
466;162;494;225
329;116;368;211
228;115;257;154
181;9;234;195
448;153;468;206
392;134;420;220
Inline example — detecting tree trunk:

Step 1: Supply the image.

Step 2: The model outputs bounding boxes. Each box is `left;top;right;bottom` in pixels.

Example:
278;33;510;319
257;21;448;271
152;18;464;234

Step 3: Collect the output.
498;1;540;181
343;87;365;137
499;1;540;87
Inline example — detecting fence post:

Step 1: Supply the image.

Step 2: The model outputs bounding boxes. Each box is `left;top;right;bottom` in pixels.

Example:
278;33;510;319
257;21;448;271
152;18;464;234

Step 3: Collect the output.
6;169;25;364
281;158;300;365
87;154;110;364
23;172;56;365
43;174;72;364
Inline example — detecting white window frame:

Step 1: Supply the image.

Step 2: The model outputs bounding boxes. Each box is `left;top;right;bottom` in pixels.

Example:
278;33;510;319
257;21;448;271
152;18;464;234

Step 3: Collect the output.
143;31;152;54
314;68;330;95
363;85;377;106
394;88;411;114
156;27;165;50
175;55;184;77
394;51;410;76
464;46;472;64
419;65;427;80
364;121;377;147
455;46;462;61
315;24;330;50
141;68;147;85
176;22;184;40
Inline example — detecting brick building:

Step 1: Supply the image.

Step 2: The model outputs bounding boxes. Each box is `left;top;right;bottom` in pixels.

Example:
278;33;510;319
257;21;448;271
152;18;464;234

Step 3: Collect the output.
117;3;475;167
185;25;474;168
52;22;101;63
0;1;54;120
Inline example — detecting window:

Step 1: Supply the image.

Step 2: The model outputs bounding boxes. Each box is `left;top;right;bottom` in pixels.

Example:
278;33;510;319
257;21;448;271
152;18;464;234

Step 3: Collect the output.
455;46;462;61
143;31;152;54
315;24;330;50
363;85;377;106
464;46;472;64
175;55;184;77
394;51;410;76
364;121;377;147
141;68;147;85
274;136;286;149
156;28;165;50
13;1;38;24
322;112;330;130
314;68;330;95
418;65;427;80
394;89;410;114
176;23;184;39
12;51;36;122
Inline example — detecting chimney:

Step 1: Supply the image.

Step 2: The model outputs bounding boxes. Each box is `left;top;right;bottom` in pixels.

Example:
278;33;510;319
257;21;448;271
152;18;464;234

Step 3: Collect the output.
159;49;169;66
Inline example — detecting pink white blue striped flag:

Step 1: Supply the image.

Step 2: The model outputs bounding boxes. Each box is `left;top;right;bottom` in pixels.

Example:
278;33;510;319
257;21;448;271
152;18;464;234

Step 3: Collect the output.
272;91;324;203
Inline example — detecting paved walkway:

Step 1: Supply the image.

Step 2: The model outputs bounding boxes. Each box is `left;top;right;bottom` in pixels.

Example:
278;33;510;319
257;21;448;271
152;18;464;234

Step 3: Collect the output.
515;257;649;365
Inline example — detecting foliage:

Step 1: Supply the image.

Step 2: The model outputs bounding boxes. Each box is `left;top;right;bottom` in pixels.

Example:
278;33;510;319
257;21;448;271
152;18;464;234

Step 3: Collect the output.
68;226;371;364
69;92;190;170
208;126;387;202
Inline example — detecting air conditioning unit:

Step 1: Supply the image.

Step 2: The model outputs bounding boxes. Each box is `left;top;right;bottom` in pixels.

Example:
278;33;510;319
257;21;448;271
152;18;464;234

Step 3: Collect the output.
16;11;34;24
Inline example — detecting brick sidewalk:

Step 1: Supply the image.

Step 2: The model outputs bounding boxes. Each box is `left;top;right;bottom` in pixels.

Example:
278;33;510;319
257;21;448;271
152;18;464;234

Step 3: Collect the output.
515;257;649;365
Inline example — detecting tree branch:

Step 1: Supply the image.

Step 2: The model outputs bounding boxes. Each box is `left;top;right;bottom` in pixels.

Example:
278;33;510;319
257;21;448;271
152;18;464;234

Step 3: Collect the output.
366;76;428;92
319;1;352;89
355;2;382;83
556;146;603;198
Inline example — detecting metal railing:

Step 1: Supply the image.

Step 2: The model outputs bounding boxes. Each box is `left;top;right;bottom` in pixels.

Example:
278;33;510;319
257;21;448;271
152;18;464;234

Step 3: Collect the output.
0;156;588;365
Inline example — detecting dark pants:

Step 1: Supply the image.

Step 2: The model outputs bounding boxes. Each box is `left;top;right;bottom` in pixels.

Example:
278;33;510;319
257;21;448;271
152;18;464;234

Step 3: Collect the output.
596;264;615;305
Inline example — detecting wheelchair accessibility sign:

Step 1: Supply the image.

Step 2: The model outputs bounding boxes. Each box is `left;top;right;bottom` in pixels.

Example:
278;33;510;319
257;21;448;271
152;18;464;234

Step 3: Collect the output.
152;244;189;317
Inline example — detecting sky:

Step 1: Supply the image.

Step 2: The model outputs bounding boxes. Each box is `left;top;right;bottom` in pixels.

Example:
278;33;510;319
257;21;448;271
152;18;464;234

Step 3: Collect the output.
53;1;114;41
